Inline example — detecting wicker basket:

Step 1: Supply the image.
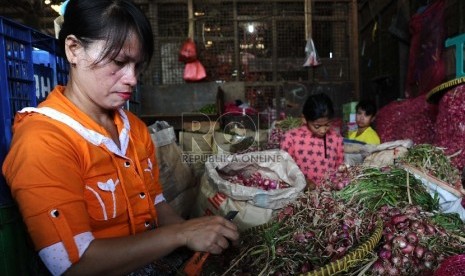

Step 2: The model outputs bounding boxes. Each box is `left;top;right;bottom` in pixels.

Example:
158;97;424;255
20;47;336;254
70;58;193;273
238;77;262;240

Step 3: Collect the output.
434;254;465;276
303;219;384;276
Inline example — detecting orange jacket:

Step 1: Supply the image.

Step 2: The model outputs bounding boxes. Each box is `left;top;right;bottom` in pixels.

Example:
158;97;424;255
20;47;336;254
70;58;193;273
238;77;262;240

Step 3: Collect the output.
2;86;163;263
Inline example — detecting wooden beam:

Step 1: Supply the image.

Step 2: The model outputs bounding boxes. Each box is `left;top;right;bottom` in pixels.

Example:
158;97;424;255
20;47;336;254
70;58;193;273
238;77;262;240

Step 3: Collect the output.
351;0;360;98
304;0;312;39
188;0;194;38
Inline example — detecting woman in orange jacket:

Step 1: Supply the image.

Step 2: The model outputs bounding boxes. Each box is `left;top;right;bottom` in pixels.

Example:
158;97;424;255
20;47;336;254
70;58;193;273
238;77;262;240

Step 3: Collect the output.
2;1;238;275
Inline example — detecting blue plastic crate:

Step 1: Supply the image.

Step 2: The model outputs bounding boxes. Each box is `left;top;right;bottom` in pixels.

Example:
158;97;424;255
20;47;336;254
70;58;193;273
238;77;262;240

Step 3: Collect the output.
32;49;51;66
0;18;30;43
54;39;69;85
0;17;68;206
55;55;69;85
33;64;53;103
31;30;55;54
0;18;34;206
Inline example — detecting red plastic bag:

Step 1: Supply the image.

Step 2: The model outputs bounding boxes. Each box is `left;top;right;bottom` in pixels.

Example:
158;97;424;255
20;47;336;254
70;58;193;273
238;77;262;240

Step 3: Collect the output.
183;61;206;82
405;0;446;98
178;38;198;63
179;38;207;81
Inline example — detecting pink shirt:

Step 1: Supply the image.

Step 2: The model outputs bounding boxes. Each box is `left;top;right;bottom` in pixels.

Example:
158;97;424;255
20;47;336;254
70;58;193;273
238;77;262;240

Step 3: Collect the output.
280;126;344;185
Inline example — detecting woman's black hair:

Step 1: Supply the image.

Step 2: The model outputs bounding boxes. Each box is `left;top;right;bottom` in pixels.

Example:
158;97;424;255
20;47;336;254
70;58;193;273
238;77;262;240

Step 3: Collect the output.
302;93;334;121
356;100;377;116
58;0;154;68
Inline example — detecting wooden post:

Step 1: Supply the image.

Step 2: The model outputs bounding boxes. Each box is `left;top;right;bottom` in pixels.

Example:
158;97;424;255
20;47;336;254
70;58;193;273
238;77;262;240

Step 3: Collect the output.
351;0;360;99
188;0;194;38
305;0;313;80
304;0;312;40
233;0;240;81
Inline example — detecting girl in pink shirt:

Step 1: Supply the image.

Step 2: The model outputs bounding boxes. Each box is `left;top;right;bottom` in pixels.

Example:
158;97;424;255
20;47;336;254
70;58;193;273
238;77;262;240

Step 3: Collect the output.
281;93;344;186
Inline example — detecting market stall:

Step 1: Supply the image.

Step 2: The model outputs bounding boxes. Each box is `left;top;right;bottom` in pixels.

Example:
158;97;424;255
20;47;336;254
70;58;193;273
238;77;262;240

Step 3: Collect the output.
182;142;465;275
2;0;465;275
170;87;465;275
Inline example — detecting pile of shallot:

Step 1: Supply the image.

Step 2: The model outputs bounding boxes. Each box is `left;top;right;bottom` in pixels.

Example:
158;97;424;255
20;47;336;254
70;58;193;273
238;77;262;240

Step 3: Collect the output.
222;171;290;190
321;164;364;191
375;94;437;144
204;188;376;275
369;204;465;275
265;127;285;149
265;117;302;149
434;84;465;171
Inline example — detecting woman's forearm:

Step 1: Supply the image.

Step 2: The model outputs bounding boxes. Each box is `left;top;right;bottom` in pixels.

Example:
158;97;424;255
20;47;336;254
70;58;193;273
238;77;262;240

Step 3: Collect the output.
64;202;238;275
64;224;186;276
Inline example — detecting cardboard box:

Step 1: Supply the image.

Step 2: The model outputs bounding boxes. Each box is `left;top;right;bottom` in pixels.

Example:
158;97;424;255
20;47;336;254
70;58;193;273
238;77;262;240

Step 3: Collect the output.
182;121;220;133
343;101;358;123
343;101;358;114
179;131;213;153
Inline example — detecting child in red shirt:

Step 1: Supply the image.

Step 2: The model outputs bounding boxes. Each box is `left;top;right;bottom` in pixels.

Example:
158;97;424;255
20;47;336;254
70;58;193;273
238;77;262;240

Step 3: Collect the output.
280;93;344;186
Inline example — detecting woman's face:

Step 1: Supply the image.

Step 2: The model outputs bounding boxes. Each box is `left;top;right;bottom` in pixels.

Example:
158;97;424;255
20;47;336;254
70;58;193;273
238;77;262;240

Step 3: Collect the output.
68;32;143;111
306;117;332;138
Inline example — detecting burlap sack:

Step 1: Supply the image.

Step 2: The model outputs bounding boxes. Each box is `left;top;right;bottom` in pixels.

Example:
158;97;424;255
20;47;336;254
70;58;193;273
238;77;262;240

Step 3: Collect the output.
169;185;199;219
363;147;409;167
204;149;306;209
149;123;197;218
362;139;413;168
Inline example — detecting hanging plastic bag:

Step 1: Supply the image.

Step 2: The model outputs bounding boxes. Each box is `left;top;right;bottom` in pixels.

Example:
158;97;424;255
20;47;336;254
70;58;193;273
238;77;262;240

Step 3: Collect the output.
405;0;446;98
178;38;198;63
303;37;321;67
178;38;207;81
183;61;206;82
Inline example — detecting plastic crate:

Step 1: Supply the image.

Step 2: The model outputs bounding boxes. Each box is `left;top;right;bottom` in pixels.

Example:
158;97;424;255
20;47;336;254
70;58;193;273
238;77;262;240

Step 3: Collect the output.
33;64;53;103
0;17;68;206
56;54;69;85
55;39;69;85
0;17;34;206
0;18;66;276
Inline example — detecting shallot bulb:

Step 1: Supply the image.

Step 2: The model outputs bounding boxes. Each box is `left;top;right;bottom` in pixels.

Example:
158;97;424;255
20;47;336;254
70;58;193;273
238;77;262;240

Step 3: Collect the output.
423;251;435;262
223;172;287;191
406;232;419;245
392;236;407;249
379;249;391;260
371;260;385;275
401;243;415;255
414;245;425;259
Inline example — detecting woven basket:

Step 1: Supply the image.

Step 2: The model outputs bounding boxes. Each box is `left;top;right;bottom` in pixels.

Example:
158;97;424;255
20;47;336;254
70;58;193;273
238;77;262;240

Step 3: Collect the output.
241;219;383;276
434;254;465;276
303;219;384;276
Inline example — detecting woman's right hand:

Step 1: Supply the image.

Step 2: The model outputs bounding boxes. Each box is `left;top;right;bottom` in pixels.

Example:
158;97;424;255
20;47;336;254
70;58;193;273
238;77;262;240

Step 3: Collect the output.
177;215;239;254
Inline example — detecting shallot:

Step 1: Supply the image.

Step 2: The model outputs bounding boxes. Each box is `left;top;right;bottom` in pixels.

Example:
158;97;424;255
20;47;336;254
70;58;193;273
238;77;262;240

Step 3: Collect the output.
222;171;289;191
368;204;465;276
406;232;419;245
